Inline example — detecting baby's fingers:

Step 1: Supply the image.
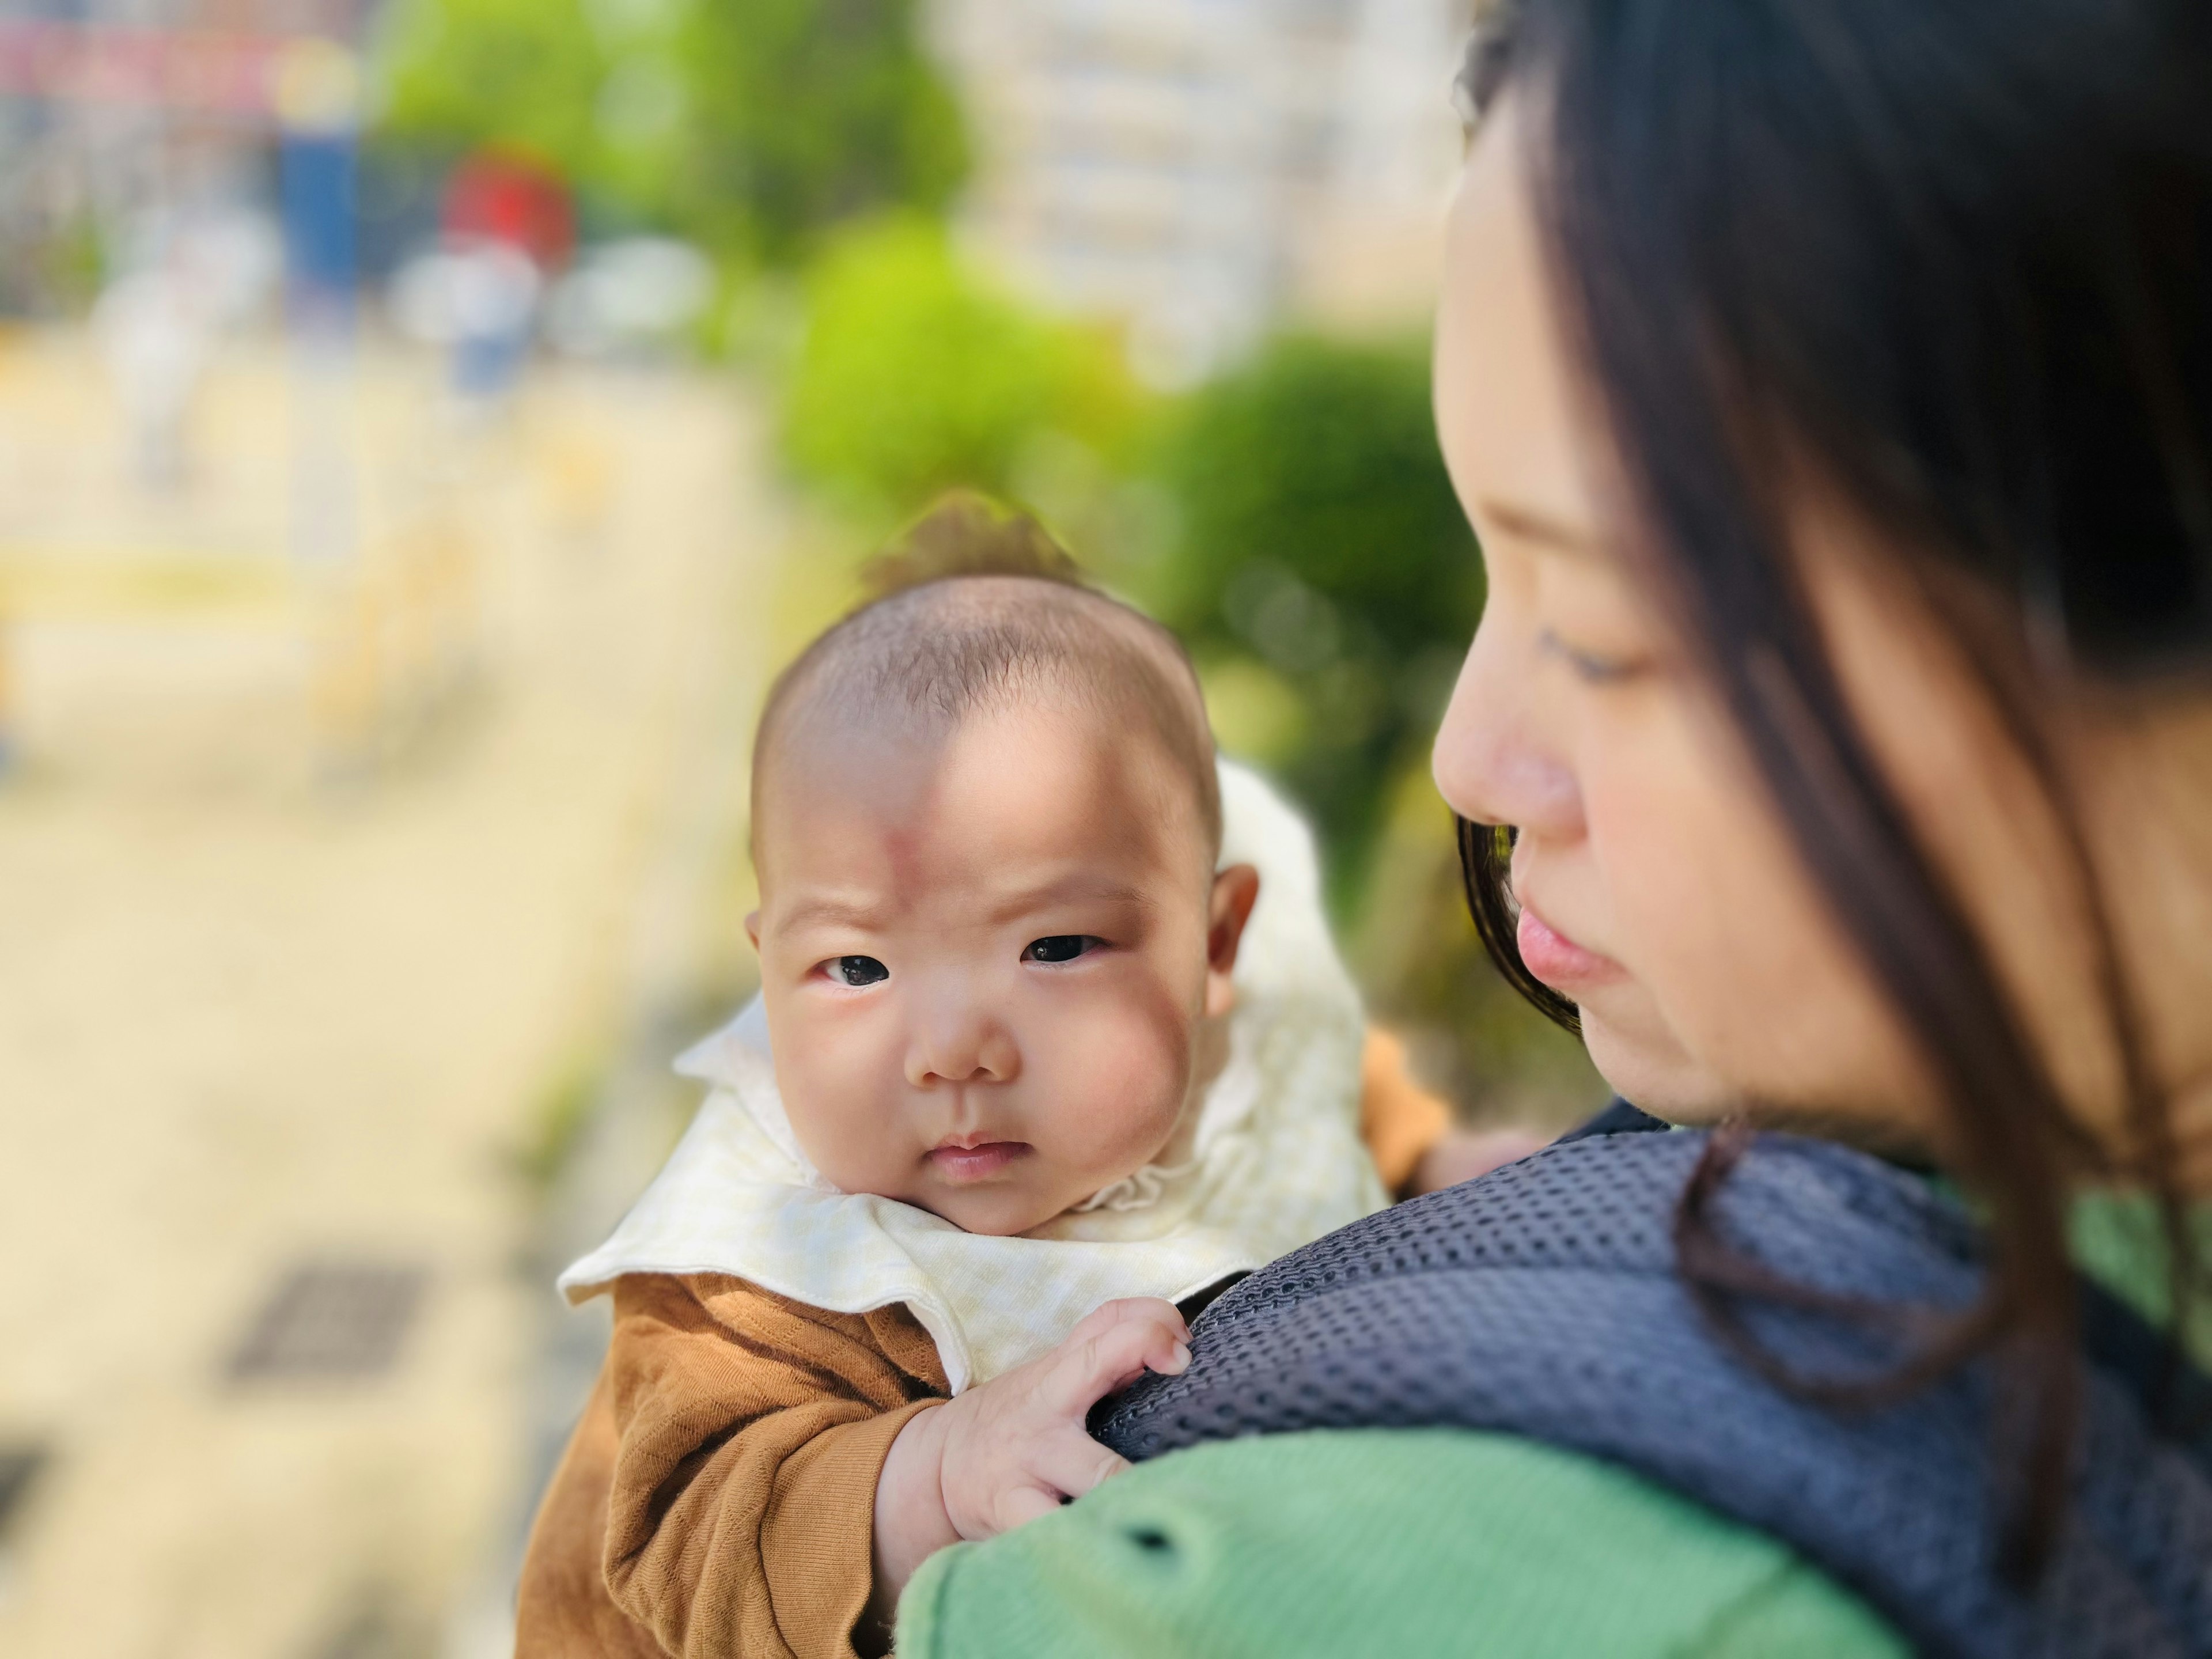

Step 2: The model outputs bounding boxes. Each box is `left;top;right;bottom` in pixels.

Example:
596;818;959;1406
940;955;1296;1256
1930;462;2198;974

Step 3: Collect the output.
1069;1296;1191;1345
987;1483;1065;1537
1028;1425;1130;1504
1044;1307;1192;1415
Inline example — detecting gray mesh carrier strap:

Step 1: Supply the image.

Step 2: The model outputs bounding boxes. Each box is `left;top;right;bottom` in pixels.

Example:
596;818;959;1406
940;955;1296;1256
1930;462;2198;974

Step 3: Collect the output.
1090;1130;2212;1659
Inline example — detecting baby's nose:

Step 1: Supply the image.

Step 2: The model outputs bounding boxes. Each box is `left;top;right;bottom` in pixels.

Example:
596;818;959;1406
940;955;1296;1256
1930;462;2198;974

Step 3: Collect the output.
904;1001;1020;1089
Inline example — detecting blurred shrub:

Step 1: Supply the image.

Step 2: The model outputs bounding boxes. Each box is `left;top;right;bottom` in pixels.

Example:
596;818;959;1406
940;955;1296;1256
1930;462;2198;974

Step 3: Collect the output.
778;217;1139;521
373;0;966;266
673;0;967;264
1141;334;1483;910
1138;336;1604;1120
376;0;604;180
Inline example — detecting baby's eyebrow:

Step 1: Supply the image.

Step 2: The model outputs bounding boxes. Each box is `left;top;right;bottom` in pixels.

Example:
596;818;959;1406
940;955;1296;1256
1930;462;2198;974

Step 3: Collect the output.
982;877;1151;925
779;896;891;931
776;876;1152;933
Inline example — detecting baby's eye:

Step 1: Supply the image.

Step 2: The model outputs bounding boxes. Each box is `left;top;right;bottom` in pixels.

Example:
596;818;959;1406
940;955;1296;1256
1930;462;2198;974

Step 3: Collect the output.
825;955;889;986
1022;935;1101;964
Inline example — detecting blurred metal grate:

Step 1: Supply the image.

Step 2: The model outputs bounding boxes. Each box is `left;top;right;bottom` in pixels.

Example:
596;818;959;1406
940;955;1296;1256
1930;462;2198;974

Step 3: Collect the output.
301;1581;433;1659
0;1445;46;1539
225;1262;429;1384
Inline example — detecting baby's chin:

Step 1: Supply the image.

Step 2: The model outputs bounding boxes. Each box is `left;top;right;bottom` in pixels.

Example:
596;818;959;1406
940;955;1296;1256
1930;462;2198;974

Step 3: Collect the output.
915;1180;1079;1238
914;1153;1168;1237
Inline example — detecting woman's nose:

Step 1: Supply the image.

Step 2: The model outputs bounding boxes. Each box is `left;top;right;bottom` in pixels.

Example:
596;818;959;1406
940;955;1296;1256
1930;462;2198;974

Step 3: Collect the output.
904;998;1020;1089
1433;611;1584;839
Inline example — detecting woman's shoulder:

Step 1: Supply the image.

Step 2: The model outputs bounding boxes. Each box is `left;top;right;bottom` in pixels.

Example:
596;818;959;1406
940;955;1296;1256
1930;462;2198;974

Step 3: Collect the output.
897;1427;1906;1658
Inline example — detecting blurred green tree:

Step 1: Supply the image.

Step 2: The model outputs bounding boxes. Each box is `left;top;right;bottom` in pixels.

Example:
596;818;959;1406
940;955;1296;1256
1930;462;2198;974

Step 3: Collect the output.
671;0;967;263
1142;333;1484;910
778;215;1138;519
376;0;606;183
373;0;967;264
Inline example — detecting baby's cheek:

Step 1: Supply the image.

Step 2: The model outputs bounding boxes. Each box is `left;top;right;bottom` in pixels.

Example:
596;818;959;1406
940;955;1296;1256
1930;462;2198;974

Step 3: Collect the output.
1037;993;1192;1171
779;1028;902;1186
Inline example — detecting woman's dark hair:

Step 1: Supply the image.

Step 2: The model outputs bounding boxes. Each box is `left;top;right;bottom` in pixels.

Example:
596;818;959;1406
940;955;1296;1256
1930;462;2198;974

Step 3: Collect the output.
1456;0;2212;1577
1457;818;1579;1036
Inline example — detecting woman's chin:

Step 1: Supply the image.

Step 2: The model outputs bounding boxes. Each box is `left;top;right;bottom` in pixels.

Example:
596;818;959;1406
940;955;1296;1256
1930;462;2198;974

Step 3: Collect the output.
1579;1013;1735;1124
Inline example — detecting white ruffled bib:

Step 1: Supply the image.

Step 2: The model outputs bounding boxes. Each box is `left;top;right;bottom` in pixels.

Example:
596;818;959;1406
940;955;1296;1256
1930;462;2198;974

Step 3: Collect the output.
559;762;1387;1392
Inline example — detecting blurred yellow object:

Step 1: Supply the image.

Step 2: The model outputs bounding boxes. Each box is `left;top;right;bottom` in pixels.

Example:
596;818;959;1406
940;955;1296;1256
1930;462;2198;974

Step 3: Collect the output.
0;516;482;780
0;550;292;616
536;426;617;543
307;517;482;772
270;37;362;135
1199;656;1308;768
0;599;13;772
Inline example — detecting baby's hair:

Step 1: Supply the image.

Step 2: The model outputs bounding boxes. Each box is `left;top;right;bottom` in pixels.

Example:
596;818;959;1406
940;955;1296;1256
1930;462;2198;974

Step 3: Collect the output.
753;493;1222;857
858;490;1086;597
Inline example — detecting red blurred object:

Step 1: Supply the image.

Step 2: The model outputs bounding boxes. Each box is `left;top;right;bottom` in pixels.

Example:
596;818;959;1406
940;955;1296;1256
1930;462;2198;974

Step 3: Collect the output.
441;154;575;272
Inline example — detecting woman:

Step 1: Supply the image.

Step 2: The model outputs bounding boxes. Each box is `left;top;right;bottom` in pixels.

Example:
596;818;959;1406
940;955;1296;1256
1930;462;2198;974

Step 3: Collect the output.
893;2;2212;1654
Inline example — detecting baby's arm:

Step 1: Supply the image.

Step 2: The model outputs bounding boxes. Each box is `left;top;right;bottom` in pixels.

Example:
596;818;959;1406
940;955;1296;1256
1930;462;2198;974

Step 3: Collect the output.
870;1299;1192;1612
596;1272;946;1659
1362;1026;1548;1196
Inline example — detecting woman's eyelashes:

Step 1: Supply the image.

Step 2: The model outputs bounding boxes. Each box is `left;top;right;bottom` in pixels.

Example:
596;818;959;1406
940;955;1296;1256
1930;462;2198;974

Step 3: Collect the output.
1022;934;1104;965
1537;626;1643;685
823;955;889;986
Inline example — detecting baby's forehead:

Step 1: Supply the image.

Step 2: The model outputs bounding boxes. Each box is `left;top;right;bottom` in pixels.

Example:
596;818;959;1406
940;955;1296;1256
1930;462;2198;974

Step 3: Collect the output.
756;696;1214;901
777;575;1192;724
754;574;1221;867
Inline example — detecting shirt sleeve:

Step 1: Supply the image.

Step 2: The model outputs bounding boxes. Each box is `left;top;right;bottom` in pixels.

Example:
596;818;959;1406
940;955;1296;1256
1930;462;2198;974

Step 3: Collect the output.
515;1365;670;1659
1357;1027;1456;1197
895;1428;1907;1659
523;1272;947;1659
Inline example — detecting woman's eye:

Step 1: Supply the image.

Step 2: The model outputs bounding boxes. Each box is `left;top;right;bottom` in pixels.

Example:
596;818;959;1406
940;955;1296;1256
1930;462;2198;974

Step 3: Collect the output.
1022;935;1100;964
1539;627;1641;685
826;955;889;986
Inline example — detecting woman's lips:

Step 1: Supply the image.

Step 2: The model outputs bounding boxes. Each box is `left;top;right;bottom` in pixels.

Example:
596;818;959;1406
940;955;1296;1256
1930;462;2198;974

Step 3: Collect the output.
1516;902;1623;990
926;1140;1031;1183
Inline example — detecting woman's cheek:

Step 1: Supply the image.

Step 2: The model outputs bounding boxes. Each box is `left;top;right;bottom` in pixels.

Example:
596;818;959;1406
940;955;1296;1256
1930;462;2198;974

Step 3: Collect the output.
1580;695;1778;1070
1586;703;1923;1116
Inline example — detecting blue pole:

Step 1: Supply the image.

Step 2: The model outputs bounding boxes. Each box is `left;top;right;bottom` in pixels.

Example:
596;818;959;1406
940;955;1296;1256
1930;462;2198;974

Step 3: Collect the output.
273;41;362;573
280;127;358;336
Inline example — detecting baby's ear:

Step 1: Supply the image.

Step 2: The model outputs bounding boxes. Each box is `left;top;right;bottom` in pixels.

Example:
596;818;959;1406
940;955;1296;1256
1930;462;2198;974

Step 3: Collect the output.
744;910;762;952
1204;864;1262;1017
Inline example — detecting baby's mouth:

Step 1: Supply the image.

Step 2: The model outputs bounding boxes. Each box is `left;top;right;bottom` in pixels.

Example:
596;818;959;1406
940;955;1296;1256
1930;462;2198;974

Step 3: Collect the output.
926;1136;1032;1183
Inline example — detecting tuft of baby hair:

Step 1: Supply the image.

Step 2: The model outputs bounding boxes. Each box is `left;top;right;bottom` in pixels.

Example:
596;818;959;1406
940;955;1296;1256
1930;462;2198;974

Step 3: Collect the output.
751;488;1225;859
859;492;1088;607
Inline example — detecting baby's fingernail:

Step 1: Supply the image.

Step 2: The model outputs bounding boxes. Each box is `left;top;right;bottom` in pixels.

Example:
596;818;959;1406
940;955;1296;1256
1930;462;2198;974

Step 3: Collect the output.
1167;1342;1192;1373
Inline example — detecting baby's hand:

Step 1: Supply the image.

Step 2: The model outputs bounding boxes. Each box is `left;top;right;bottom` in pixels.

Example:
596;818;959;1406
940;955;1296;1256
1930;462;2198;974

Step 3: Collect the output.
939;1297;1191;1535
872;1298;1190;1604
1407;1126;1550;1195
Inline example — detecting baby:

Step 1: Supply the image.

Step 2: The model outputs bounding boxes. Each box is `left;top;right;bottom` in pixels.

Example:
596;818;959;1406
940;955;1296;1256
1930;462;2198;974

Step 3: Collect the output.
516;503;1505;1659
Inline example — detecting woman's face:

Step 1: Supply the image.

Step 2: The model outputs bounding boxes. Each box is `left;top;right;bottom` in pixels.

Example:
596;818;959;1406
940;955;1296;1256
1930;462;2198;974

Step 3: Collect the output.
1430;100;2212;1155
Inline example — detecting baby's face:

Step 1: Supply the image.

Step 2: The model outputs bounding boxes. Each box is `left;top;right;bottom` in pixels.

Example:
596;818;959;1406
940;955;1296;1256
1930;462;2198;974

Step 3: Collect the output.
749;704;1243;1236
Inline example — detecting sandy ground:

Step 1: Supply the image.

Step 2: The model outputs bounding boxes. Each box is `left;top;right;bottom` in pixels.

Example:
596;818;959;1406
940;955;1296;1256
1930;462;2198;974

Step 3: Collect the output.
0;335;780;1658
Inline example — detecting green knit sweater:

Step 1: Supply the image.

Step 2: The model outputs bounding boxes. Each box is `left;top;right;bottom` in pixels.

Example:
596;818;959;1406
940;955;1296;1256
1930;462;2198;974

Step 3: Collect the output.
896;1192;2186;1657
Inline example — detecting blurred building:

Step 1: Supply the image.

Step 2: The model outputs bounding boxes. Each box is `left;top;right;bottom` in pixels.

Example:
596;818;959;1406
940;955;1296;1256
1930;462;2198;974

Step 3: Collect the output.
0;0;377;315
930;0;1475;384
